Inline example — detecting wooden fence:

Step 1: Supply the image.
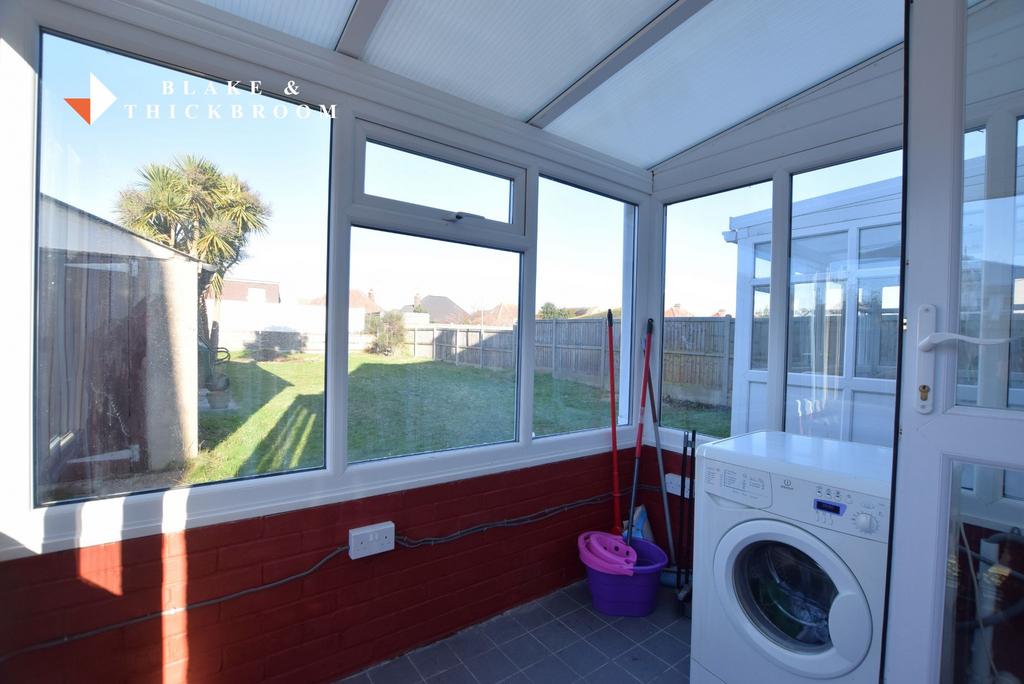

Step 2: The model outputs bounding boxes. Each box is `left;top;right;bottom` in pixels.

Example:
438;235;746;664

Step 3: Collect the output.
388;313;904;408
400;317;736;406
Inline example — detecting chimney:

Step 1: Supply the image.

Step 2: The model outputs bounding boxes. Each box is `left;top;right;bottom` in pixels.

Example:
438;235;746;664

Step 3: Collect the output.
367;289;375;301
414;292;422;307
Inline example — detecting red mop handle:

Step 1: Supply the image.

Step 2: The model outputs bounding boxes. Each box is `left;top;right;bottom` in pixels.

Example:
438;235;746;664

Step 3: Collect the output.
608;310;621;533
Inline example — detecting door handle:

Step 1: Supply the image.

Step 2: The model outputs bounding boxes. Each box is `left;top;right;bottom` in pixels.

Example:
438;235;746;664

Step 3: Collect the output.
915;305;1021;415
918;332;1016;352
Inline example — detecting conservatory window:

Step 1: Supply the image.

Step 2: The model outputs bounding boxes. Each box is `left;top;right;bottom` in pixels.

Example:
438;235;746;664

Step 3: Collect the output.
33;33;331;504
347;228;521;461
662;181;773;438
533;178;635;438
784;150;903;446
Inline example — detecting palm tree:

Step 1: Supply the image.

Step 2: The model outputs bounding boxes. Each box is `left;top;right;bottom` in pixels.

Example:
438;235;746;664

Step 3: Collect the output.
116;155;270;341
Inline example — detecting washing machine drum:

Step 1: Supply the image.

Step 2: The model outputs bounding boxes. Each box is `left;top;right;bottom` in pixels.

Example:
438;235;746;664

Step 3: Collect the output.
714;519;873;679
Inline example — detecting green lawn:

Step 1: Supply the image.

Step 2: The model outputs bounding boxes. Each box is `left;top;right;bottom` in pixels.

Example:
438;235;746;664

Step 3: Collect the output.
188;352;730;483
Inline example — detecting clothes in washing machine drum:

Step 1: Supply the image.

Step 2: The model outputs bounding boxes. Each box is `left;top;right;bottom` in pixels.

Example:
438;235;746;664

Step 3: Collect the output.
736;541;840;650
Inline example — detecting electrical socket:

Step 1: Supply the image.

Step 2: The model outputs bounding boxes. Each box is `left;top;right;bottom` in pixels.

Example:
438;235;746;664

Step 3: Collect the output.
348;521;395;559
665;473;691;498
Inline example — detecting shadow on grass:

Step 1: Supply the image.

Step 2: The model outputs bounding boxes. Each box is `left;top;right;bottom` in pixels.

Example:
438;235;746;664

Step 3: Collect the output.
233;392;325;477
197;359;293;447
189;357;325;483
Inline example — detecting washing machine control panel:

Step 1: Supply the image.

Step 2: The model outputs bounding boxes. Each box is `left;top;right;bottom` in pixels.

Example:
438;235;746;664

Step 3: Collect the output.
702;460;772;508
702;459;889;541
773;475;889;541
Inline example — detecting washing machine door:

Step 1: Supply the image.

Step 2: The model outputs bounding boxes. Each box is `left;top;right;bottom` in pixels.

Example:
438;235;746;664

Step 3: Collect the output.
713;519;872;679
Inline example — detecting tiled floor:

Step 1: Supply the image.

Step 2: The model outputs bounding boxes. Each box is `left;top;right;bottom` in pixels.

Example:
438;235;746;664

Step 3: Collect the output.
341;581;691;684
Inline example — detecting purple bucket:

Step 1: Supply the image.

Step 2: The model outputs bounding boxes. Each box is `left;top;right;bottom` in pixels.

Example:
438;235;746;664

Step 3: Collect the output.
583;538;668;617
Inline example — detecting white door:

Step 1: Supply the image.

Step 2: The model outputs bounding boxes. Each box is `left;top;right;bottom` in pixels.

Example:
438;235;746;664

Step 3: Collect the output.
886;0;1024;682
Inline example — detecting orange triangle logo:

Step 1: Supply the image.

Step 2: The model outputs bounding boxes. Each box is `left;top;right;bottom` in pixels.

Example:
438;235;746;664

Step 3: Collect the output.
64;97;91;124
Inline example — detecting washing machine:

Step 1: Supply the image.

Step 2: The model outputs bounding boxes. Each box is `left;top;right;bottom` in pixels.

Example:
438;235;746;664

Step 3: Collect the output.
689;431;891;684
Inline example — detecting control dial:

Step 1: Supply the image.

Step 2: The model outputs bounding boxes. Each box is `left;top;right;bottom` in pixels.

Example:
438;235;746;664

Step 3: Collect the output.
854;512;877;533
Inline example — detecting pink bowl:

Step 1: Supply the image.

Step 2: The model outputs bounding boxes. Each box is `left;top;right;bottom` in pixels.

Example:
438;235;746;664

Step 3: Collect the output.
578;531;636;576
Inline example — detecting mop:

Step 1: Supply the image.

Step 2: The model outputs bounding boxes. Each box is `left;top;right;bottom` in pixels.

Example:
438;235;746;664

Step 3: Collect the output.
625;319;677;582
607;310;623;534
644;354;678;585
676;429;696;612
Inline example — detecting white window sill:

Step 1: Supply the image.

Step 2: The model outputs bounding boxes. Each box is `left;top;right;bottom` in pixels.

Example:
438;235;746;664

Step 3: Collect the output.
0;426;635;562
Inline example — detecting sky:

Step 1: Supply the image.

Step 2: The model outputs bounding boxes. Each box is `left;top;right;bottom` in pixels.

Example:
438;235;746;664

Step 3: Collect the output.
41;33;926;323
40;33;331;302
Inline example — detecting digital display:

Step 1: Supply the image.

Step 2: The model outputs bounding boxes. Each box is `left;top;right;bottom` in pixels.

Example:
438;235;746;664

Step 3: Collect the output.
814;499;845;515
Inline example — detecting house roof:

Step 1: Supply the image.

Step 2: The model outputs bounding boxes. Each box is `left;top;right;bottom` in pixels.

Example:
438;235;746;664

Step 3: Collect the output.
402;294;468;324
39;194;205;264
465;302;519;327
349;289;382;314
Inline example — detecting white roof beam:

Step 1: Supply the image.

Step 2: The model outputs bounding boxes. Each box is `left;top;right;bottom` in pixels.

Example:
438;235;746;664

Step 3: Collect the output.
336;0;390;59
528;0;711;128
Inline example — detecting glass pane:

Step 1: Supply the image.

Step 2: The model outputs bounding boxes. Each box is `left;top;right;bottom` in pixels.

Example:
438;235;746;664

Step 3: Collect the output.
663;182;772;438
791;233;847;276
34;34;330;504
754;242;772;278
364;141;512;223
735;541;838;651
347;228;520;461
955;122;1023;410
859;225;902;270
787;151;903;445
752;285;770;370
1003;468;1024;500
855;278;900;379
533;178;634;438
789;280;846;375
944;463;1024;682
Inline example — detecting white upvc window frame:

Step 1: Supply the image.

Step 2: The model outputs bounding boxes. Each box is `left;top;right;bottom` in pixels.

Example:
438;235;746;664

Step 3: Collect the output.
353;119;528;239
651;106;906;453
0;0;654;561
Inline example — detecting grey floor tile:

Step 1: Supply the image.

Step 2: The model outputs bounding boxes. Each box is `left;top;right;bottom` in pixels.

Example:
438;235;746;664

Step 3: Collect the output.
585;625;634;657
368;655;423;684
444;624;494;661
498;674;531;684
425;663;477;684
639;631;688;666
499;633;549;669
521;654;578;683
586;661;640;684
538;591;579;617
510;602;554;631
561;582;591;606
483;614;528;645
559;607;606;638
649;666;689;684
531;619;579;653
662;618;692;645
614;616;660;643
409;642;461;679
338;673;372;684
463;648;519;684
615;645;672;683
556;638;608;677
647;592;685;628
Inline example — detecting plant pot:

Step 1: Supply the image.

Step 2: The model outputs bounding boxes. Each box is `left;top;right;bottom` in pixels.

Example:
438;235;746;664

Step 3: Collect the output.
206;389;231;409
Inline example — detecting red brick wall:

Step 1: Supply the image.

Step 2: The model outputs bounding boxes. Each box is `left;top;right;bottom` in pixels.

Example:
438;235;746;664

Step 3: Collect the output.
0;451;629;683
